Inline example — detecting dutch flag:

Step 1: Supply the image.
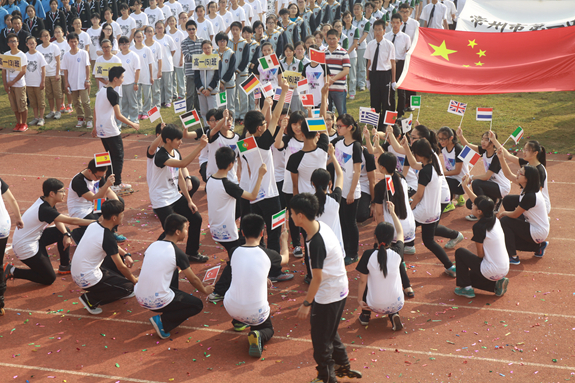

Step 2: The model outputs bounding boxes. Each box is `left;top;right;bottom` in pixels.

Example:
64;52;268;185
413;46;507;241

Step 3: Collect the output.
476;107;493;121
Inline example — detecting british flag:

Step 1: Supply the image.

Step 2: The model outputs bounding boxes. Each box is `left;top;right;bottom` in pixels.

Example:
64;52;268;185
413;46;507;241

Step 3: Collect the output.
447;100;467;116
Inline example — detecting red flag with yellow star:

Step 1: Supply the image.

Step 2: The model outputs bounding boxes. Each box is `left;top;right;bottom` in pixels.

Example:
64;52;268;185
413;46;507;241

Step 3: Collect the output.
397;27;575;95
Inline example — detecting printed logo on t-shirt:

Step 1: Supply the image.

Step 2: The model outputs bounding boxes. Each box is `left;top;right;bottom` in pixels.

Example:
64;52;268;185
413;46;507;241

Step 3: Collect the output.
121;24;130;36
79;40;86;49
136;20;143;29
28;60;38;73
446;158;455;171
149;14;156;25
335;147;352;164
77;57;81;62
44;52;54;64
91;35;98;46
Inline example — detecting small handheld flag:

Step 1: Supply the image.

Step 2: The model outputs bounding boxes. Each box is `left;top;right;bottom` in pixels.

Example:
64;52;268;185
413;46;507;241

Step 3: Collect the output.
301;93;315;107
262;83;274;98
448;100;467;116
93;198;105;213
359;109;380;126
385;175;395;195
458;145;481;166
241;74;260;95
306;117;326;132
510;126;524;144
94;152;112;167
271;209;287;230
384;110;398;125
284;89;294;104
254;86;262;99
217;91;227;107
297;78;309;94
147;106;162;123
258;53;280;70
272;87;283;101
311;108;321;117
359;107;376;113
202;265;221;282
401;113;413;133
173;99;186;114
476;107;493;121
237;136;258;153
410;95;421;109
309;48;326;64
180;109;201;128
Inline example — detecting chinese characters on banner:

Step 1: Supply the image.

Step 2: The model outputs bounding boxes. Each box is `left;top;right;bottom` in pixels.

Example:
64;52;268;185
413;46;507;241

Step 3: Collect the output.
191;54;220;70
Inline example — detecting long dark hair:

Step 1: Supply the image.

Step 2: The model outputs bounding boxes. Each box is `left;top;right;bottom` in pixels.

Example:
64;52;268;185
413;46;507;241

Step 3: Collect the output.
286;110;305;138
336;113;362;142
411;139;442;176
99;22;115;46
311;168;330;216
437;126;458;146
474;195;496;231
414;125;440;154
525;140;546;167
522;165;541;194
374;222;395;277
377;152;407;220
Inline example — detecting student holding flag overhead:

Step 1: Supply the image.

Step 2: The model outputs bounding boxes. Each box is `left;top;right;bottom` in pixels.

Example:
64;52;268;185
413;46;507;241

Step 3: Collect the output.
253;45;284;108
437;126;468;212
457;128;511;221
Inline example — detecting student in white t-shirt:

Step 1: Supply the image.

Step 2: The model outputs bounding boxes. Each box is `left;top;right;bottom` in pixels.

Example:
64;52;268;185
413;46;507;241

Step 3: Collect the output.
144;25;164;109
117;36;142;123
154;20;177;107
71;18;92;54
132;30;155;120
93;38;122;91
103;8;123;42
223;214;287;357
6;178;95;283
157;0;173;21
87;14;103;64
96;22;120;56
166;0;184;19
195;5;215;41
206;1;225;42
437;126;469;211
145;0;166;27
454;181;509;298
166;15;186;100
62;32;93;129
148;125;208;263
72;200;138;315
217;0;233;34
131;0;149;32
3;33;29;132
24;36;47;127
38;30;63;121
356;202;405;330
135;213;215;339
0;177;23;315
117;3;137;41
292;193;362;383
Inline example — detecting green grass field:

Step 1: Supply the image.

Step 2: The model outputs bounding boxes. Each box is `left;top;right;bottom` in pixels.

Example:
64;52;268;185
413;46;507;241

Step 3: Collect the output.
1;78;574;153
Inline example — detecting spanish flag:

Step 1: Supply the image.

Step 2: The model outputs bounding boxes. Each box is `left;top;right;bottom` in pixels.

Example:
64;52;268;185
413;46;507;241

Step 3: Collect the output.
241;74;260;95
94;152;112;167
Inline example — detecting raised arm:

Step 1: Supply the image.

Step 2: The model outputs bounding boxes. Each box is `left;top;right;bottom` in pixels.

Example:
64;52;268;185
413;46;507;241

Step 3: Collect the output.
456;126;479;152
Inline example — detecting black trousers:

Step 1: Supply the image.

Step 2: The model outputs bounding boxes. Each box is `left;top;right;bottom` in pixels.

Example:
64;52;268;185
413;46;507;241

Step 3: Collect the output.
101;134;124;186
465;179;502;210
446;177;464;199
251;196;282;253
72;195;125;243
339;198;359;259
85;268;134;307
152;289;203;333
284;193;301;248
435;203;459;240
311;297;349;383
276;181;287;210
13;227;70;285
415;220;453;269
153;195;202;256
390;60;406;117
454;248;498;292
369;69;392;131
500;195;542;256
356;192;371;223
199;162;208;183
232;315;274;343
0;237;7;309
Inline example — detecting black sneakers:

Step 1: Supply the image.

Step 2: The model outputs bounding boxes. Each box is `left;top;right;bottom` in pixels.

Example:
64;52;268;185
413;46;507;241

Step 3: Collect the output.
188;253;209;263
334;364;363;379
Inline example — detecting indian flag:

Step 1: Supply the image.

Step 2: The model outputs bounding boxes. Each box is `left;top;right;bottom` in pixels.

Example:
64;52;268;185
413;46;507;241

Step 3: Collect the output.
271;209;287;230
94;152;111;167
510;127;524;144
258;53;280;70
237;136;258;153
180;109;201;128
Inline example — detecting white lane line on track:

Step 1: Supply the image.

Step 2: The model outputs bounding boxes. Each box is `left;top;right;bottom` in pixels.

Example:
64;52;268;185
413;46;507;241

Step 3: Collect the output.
4;308;575;372
0;362;164;383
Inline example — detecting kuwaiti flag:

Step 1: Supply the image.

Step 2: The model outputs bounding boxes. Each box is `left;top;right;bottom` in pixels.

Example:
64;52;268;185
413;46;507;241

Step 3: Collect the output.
397;27;575;94
476;107;493;121
259;53;280;70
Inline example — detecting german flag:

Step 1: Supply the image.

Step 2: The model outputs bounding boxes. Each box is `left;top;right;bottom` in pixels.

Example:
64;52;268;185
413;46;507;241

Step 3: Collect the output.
241;74;260;95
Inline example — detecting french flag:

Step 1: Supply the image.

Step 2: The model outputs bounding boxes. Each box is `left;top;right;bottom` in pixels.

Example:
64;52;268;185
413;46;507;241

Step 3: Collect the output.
476;107;493;121
458;145;481;166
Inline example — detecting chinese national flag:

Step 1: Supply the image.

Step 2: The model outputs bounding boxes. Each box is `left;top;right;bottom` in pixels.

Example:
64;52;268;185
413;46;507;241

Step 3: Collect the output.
398;27;575;94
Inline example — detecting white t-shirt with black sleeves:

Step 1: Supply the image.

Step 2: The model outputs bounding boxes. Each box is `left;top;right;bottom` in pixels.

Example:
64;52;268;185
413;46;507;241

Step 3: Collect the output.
519;158;550;215
332;136;363;200
135;240;191;309
281;135;304;194
0;178;11;239
373;177;416;243
94;86;121;138
224;245;271;326
271;130;286;183
149;147;184;209
206;130;240;183
239;130;279;204
25;51;47;87
472;218;509;281
206;176;244;242
359;147;376;195
12;198;60;261
356;241;404;315
519;191;549;244
441;143;468;183
71;222;119;288
306;221;349;305
478;147;511;197
316;187;345;258
68;172;106;218
413;163;441;224
286;133;329;195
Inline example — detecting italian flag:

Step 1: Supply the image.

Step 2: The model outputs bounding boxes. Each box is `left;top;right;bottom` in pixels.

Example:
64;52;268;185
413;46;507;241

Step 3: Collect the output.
259;54;280;70
510;127;524;144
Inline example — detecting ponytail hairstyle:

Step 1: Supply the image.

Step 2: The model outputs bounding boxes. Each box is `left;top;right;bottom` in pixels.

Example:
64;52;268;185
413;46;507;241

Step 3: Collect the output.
311;168;331;216
374;222;395;277
336;113;362;142
286;110;306;138
377;152;407;220
414;125;440;154
522;165;541;194
474;195;496;231
411;138;442;176
437;126;458;146
525;140;546;167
